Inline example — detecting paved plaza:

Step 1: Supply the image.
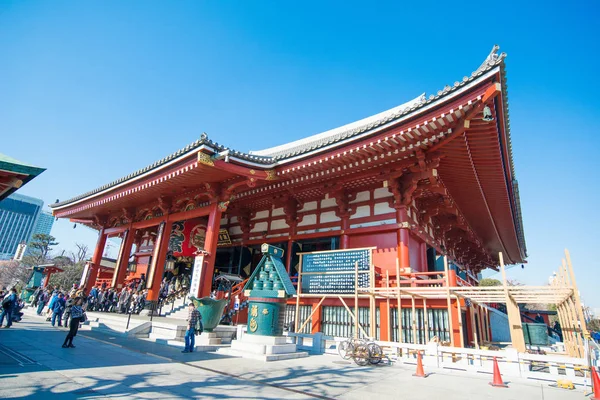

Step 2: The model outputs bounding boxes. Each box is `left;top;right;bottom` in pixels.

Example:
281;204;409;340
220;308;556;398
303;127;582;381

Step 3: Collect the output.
0;315;588;399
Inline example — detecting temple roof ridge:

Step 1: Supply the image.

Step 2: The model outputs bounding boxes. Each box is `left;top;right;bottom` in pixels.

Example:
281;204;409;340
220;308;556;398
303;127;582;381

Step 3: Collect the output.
248;93;427;158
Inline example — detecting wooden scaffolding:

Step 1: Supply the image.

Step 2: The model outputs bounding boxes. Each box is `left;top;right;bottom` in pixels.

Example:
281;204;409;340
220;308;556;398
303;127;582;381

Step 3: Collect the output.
295;247;589;357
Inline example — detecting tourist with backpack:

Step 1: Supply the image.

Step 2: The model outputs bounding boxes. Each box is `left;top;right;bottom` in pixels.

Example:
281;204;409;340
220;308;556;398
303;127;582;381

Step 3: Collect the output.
62;297;86;348
0;288;18;328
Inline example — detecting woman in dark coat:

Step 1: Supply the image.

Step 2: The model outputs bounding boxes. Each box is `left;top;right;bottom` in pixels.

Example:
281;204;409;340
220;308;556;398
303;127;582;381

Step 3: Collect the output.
62;297;85;348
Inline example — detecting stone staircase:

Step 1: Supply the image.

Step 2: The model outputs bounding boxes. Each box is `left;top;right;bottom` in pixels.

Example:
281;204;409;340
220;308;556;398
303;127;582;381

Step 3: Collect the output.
141;322;237;352
79;312;152;338
161;295;189;319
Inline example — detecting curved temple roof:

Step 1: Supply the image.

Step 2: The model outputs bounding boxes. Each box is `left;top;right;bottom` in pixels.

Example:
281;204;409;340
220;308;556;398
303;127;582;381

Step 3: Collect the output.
52;46;513;210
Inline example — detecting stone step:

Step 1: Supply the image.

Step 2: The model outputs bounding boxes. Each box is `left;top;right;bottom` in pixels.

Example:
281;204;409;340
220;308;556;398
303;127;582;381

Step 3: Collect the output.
140;337;230;352
217;348;309;362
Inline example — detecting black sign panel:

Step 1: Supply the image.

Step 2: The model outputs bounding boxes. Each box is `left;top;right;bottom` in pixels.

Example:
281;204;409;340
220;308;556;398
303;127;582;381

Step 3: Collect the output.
300;249;371;294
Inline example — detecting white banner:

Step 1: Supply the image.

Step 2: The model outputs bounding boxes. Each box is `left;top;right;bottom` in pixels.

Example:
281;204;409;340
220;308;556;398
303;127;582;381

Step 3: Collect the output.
80;263;90;288
190;254;204;298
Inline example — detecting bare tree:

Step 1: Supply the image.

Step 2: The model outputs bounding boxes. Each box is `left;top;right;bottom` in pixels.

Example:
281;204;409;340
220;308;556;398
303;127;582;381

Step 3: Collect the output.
70;243;89;264
0;260;31;291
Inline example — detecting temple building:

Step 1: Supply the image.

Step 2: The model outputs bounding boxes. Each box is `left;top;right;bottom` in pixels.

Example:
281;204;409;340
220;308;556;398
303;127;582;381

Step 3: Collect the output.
50;46;526;347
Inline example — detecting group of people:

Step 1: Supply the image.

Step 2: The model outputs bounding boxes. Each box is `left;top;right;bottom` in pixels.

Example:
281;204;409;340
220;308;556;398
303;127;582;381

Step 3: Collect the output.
3;284;86;348
159;275;190;301
0;288;23;328
87;286;148;314
32;284;86;328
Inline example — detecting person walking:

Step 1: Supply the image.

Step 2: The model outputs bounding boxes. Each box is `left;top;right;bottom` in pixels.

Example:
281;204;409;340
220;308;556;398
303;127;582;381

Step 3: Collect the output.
62;297;85;348
182;303;201;353
36;290;48;315
51;293;66;327
0;288;18;328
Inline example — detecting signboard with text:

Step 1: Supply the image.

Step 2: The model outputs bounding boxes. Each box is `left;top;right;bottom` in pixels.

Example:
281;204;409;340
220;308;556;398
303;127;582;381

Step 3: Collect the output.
189;254;205;297
300;249;372;294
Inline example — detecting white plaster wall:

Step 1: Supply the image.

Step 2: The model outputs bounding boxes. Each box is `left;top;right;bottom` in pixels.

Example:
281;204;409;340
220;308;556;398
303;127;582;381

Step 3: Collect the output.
270;219;289;230
373;202;395;216
220;217;229;226
253;210;269;220
272;207;285;217
350;218;396;229
298;213;317;226
374;187;392;199
350;190;370;204
250;221;268;233
320;198;337;208
320;211;341;223
299;201;318;212
230;226;243;235
229;216;238;224
350;205;370;220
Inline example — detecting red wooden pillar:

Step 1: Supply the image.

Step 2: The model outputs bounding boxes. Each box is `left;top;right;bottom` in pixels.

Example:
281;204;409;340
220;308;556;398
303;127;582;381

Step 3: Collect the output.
285;222;297;274
85;228;107;293
43;271;53;288
112;226;136;289
396;207;410;272
452;298;463;347
199;203;223;298
448;269;458;286
146;221;172;302
420;241;428;272
340;217;350;249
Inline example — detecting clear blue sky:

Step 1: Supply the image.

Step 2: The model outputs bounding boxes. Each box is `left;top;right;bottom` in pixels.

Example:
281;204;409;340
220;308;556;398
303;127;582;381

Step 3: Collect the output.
1;1;598;307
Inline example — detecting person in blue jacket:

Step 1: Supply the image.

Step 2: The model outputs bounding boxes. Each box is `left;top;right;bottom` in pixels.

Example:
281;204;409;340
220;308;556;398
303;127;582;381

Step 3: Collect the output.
51;293;66;327
0;288;19;328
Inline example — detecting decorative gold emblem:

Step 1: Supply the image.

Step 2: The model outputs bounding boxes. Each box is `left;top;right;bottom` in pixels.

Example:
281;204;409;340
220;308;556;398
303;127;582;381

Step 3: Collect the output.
249;169;256;175
398;221;411;229
262;308;269;315
249;318;258;332
265;169;277;180
251;305;258;317
197;152;215;166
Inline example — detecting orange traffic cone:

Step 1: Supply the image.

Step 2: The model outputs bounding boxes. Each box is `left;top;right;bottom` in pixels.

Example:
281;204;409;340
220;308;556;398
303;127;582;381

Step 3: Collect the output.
591;366;600;400
489;357;508;388
413;351;429;378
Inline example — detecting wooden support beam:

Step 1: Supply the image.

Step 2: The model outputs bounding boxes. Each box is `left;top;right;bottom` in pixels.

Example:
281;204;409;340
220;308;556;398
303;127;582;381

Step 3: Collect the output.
470;303;479;349
386;270;391;341
370;257;376;339
396;259;402;343
500;252;526;352
338;296;369;339
294;254;303;333
297;296;326;334
411;295;417;344
423;298;429;342
565;250;590;338
455;295;464;348
355;261;359;338
443;256;455;346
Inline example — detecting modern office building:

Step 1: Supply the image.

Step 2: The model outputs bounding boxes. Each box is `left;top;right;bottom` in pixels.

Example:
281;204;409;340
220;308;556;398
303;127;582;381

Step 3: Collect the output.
31;211;55;237
0;193;45;260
